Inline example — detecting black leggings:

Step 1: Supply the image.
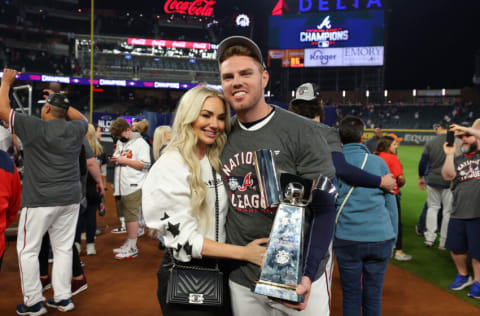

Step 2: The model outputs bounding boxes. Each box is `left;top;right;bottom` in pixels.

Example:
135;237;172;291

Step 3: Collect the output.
75;202;99;244
39;233;83;277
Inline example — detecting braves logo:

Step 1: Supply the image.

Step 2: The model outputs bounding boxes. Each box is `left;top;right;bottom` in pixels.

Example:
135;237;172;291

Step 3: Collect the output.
238;172;254;192
120;149;133;159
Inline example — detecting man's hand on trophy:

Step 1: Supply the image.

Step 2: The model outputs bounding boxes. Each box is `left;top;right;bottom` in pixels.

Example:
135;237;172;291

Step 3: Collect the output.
1;68;17;86
380;173;396;193
244;237;269;267
276;276;312;311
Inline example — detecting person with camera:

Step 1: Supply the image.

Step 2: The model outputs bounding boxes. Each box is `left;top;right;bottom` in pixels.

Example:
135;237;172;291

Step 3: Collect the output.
442;119;480;298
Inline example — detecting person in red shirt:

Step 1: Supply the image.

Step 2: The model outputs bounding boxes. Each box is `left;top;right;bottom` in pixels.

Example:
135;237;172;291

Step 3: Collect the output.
376;134;412;261
0;149;21;270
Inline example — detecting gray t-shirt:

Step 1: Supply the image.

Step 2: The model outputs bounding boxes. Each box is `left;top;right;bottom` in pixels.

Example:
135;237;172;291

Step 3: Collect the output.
451;151;480;219
11;112;88;207
322;125;342;153
220;106;335;289
423;133;450;187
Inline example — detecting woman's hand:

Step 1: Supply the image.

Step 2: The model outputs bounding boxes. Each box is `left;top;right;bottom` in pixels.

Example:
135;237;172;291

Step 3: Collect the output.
243;238;269;267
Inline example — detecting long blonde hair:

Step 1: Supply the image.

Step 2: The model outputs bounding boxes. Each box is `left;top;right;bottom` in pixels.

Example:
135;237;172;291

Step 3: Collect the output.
87;123;103;156
166;86;231;234
153;125;172;161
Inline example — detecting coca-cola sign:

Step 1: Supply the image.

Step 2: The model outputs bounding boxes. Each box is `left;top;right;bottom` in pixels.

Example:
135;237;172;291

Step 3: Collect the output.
164;0;216;17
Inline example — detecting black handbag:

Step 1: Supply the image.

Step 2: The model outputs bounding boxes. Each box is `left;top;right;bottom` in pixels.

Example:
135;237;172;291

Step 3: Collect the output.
166;167;224;306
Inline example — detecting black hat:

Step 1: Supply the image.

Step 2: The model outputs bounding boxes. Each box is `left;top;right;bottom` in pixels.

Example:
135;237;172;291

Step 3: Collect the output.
433;121;448;130
46;93;70;110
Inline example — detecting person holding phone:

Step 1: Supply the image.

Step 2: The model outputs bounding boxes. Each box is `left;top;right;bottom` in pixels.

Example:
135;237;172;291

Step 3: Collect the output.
418;121;455;249
441;119;480;298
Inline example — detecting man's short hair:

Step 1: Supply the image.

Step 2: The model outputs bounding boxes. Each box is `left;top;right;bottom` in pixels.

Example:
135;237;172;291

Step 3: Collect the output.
339;115;364;144
289;99;324;122
110;117;130;138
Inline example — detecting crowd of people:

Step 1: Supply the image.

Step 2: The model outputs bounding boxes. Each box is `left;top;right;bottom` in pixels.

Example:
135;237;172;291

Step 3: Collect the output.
1;35;480;316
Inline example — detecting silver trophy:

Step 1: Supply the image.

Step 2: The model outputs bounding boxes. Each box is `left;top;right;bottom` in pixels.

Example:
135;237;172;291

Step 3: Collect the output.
254;181;307;302
254;149;281;209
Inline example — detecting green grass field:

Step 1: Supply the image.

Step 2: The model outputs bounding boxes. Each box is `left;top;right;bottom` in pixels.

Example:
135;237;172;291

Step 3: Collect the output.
395;145;480;308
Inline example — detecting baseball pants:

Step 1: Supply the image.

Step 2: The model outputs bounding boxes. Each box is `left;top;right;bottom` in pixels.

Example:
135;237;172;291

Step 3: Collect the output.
425;185;453;248
17;204;80;306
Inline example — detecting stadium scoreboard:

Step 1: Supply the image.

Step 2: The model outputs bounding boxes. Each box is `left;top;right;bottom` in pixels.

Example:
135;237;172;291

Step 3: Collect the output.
268;10;384;68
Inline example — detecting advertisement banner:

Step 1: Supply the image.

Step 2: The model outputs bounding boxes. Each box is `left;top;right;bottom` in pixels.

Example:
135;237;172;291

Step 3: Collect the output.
304;46;383;67
364;129;436;146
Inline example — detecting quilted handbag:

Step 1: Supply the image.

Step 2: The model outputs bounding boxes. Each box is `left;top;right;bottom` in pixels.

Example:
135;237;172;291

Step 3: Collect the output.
166;261;223;306
166;167;224;306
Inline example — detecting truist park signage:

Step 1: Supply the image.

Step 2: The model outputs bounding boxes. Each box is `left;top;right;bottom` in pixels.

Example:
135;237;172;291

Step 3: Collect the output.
164;0;216;17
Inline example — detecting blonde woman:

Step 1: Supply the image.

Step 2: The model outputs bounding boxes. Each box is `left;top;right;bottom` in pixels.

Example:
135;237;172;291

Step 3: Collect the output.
75;124;107;255
152;125;172;161
142;86;268;316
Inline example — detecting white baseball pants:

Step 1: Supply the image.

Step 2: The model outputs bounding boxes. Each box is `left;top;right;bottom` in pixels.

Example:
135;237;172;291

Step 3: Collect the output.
17;204;80;306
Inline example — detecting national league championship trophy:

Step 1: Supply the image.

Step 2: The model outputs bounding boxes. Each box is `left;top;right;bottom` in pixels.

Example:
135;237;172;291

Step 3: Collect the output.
253;149;308;303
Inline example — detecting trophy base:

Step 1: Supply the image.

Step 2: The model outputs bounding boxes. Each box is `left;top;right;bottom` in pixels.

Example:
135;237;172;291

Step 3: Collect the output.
254;281;305;303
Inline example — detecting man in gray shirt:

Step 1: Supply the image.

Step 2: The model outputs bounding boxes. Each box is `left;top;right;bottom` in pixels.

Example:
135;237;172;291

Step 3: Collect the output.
418;122;453;249
218;36;336;315
0;69;88;315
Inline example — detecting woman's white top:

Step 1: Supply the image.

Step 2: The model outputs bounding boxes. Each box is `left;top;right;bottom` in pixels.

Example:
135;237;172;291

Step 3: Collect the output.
142;150;227;262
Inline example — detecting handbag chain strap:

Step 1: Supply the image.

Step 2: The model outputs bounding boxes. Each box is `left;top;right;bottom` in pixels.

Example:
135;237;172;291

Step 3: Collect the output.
171;166;220;272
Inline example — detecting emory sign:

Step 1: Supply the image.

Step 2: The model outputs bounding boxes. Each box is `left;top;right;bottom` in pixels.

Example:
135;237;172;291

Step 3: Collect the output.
164;0;216;17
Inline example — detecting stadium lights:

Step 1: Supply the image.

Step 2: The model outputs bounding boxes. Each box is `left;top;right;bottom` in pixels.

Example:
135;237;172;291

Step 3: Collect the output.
342;90;346;98
384;89;388;97
412;89;416;97
441;88;446;96
366;90;370;98
291;90;295;97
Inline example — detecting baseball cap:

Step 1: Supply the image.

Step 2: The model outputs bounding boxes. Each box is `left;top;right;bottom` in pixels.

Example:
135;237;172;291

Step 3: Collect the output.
217;36;265;68
46;93;70;110
386;133;403;143
433;121;448;130
290;83;319;105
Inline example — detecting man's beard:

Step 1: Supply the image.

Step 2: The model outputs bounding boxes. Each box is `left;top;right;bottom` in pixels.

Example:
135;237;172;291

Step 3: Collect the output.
461;141;478;154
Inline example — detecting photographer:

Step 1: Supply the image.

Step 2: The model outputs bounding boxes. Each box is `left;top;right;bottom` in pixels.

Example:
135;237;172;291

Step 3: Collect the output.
441;119;480;298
